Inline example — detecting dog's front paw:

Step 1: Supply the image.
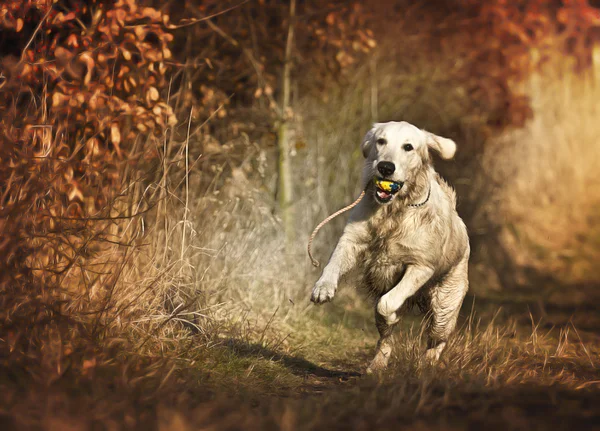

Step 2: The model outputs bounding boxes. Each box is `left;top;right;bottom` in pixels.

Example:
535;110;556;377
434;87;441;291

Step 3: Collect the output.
310;280;337;304
376;297;401;325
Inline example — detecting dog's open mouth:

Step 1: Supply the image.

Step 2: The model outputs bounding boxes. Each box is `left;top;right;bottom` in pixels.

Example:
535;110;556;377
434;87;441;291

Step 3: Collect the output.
373;177;403;203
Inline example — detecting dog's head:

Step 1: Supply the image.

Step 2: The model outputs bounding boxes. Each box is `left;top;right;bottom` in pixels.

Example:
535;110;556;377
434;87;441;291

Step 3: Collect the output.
361;121;456;204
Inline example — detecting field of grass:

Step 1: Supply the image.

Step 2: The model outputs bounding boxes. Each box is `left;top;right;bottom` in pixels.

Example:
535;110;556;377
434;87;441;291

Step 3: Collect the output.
2;286;599;430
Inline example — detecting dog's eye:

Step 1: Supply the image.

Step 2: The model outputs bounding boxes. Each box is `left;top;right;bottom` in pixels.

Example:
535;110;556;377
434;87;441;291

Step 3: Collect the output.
403;143;414;152
376;138;387;146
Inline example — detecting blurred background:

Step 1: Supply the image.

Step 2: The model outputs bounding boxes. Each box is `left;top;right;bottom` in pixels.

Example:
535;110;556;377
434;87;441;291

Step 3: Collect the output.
1;0;600;429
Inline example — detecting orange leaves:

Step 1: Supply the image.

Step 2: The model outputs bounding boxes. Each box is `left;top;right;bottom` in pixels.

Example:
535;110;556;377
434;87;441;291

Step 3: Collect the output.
146;86;160;105
139;7;163;23
68;180;84;202
0;0;176;234
476;0;600;72
84;137;102;159
51;92;68;108
357;30;377;49
325;12;336;26
54;45;74;65
79;52;95;86
558;1;600;27
308;2;376;72
51;11;77;26
0;6;26;32
82;357;97;375
335;51;355;69
110;123;122;155
66;34;80;48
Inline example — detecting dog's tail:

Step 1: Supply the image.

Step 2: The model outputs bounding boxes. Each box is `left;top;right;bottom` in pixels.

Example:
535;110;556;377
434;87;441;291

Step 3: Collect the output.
307;190;366;267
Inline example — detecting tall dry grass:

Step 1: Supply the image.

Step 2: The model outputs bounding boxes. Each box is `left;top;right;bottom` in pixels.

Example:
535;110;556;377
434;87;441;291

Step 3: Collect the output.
153;311;600;431
486;57;600;291
108;109;312;356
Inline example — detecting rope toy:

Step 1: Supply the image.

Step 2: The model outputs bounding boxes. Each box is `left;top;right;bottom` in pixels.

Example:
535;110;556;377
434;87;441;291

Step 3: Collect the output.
307;178;403;267
307;190;365;267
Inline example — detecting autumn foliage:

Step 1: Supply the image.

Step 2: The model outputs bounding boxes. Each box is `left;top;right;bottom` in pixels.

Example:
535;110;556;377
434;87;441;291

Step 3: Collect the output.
0;0;176;373
1;0;175;213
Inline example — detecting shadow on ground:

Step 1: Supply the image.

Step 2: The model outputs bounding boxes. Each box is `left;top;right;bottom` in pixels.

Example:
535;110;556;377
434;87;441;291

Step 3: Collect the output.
222;338;363;381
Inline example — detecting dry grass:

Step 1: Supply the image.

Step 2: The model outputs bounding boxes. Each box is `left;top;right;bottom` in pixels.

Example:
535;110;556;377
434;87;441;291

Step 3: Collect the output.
4;274;600;431
33;307;600;430
297;312;600;431
486;59;600;288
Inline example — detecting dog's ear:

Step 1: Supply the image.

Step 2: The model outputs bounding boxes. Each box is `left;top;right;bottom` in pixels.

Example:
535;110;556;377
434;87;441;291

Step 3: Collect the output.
361;125;378;158
424;130;456;160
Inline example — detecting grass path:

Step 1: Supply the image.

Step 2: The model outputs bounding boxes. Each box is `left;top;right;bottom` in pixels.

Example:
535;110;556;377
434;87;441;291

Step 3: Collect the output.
154;292;600;430
2;293;600;430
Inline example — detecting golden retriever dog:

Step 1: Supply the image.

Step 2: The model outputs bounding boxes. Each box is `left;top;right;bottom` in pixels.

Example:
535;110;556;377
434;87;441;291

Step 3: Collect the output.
311;121;470;373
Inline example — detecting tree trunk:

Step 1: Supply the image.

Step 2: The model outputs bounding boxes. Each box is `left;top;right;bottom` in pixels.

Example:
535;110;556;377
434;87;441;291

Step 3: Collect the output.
278;0;296;245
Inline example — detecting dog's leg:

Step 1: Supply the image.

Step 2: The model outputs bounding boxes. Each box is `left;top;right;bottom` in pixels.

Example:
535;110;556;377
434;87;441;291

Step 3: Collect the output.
365;265;432;372
311;222;367;304
376;265;434;325
366;308;400;374
425;256;469;362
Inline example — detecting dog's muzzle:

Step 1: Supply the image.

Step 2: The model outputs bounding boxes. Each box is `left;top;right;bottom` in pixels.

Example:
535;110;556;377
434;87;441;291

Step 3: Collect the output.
373;177;403;203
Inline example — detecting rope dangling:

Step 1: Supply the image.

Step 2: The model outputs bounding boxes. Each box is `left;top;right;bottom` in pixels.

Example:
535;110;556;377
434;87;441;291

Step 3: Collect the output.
307;190;366;267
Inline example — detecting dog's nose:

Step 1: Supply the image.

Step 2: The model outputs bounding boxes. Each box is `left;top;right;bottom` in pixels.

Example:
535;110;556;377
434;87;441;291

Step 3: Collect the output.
377;161;395;177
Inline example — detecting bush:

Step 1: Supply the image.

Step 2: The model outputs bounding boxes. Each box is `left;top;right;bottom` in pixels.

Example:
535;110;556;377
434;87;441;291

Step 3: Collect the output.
0;0;176;379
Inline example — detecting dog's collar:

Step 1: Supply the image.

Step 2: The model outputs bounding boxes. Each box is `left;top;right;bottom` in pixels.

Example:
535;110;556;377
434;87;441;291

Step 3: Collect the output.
408;186;431;208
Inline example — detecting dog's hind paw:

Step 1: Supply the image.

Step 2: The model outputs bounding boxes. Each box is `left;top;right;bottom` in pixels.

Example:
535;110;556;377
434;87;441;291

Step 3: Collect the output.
310;280;337;304
365;345;392;375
